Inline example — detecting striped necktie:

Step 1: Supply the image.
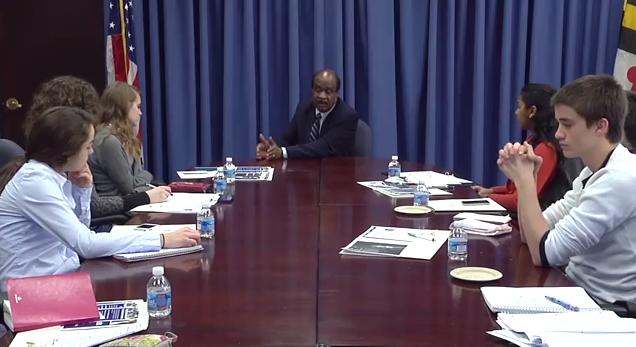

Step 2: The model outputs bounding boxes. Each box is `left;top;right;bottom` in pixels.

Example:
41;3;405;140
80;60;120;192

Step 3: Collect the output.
309;113;322;142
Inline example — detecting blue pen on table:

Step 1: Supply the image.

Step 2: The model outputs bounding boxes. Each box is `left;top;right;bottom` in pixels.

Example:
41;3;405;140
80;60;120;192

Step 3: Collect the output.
146;183;173;196
545;295;580;312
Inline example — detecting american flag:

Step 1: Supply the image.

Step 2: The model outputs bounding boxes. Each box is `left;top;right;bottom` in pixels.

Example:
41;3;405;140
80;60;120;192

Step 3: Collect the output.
106;0;142;138
614;0;636;91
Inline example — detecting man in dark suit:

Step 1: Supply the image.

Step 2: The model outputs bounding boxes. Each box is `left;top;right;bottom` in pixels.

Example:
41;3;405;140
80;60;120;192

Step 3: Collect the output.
256;70;359;159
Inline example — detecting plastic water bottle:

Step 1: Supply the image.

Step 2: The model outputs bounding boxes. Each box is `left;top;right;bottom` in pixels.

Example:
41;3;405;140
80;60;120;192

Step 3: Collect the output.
197;202;215;239
413;180;430;206
388;155;401;178
147;266;171;318
448;222;468;261
214;167;227;195
224;157;236;182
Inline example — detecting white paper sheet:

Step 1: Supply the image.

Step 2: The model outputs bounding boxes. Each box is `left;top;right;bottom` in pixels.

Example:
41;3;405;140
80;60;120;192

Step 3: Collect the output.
428;198;506;212
487;330;545;347
340;226;450;260
176;170;216;179
9;326;61;347
498;311;634;334
130;193;219;214
110;224;196;234
538;332;636;347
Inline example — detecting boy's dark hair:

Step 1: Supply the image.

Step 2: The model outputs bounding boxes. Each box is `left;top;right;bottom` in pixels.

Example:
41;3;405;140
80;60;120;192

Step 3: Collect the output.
624;91;636;148
551;75;627;143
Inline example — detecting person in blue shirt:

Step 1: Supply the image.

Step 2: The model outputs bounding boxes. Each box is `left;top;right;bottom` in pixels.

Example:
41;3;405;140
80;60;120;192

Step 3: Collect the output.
0;106;200;291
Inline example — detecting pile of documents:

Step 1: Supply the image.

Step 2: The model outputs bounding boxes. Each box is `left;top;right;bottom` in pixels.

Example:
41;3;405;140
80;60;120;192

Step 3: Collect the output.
452;212;512;236
177;166;274;181
8;300;149;347
400;171;472;188
357;181;451;198
481;286;636;346
488;311;636;346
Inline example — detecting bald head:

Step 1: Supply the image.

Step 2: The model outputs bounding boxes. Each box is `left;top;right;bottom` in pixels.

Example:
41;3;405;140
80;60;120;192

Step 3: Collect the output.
312;70;340;112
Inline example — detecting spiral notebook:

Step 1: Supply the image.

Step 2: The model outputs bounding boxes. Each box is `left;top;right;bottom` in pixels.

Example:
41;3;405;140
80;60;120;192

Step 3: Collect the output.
113;245;204;263
481;286;602;314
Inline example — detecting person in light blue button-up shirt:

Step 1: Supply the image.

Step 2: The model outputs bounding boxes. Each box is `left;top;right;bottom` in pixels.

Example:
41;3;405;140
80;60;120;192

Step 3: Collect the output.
0;106;200;291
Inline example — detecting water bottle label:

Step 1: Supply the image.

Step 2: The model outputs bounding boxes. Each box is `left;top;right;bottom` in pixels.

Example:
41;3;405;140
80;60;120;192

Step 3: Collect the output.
225;169;236;178
413;192;430;206
388;167;401;177
148;291;171;310
449;239;467;254
216;180;227;191
200;220;214;232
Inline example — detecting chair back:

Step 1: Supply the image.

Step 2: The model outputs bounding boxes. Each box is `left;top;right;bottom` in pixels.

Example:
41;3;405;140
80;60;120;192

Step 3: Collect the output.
354;119;373;157
0;139;25;168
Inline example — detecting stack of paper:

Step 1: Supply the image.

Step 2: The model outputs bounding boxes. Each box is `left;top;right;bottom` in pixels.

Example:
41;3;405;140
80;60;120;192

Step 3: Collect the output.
340;225;450;260
481;286;636;347
8;300;149;347
454;212;511;224
130;193;219;214
179;166;275;181
357;181;452;198
400;171;472;187
488;311;636;347
451;213;512;236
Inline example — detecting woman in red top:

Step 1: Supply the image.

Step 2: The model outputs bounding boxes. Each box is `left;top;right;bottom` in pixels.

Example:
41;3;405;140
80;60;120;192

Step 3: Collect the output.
472;84;560;212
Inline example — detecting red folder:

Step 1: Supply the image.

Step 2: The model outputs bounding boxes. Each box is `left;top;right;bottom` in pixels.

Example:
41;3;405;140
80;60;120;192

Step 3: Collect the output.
6;272;99;331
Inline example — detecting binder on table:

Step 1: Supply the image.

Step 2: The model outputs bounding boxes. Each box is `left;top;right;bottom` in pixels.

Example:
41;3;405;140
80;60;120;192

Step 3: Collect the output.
5;272;99;332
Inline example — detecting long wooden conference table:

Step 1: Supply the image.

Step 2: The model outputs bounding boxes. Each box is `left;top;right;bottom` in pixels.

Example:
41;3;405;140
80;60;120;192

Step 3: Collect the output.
0;157;573;347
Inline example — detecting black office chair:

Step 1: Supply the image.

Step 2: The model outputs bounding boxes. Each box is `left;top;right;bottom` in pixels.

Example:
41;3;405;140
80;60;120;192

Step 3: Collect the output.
354;119;373;157
0;139;25;168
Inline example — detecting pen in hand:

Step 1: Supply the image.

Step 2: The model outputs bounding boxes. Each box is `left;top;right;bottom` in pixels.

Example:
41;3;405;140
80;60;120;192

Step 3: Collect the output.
146;183;173;196
545;295;580;312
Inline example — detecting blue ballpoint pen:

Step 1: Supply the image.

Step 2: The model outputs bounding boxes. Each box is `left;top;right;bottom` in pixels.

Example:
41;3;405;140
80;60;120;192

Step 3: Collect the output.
545;295;580;312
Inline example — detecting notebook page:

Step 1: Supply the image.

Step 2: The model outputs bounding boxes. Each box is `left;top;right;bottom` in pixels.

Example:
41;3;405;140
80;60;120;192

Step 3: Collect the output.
110;224;196;234
114;245;203;262
480;287;601;313
538;332;636;347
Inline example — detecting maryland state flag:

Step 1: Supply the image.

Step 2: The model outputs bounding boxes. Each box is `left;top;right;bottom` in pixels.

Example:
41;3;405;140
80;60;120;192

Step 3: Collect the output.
615;0;636;91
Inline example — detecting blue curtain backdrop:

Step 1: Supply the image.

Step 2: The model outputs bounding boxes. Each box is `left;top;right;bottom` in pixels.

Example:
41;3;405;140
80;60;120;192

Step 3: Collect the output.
121;0;623;185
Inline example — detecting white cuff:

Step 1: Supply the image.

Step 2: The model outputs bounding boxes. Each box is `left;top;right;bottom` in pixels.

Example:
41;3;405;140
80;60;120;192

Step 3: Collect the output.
282;147;288;159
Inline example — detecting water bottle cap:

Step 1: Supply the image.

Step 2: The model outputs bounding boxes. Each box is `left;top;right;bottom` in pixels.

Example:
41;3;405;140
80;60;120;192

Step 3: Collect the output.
217;167;224;171
152;266;164;276
453;220;463;228
226;157;233;162
201;201;211;208
391;155;398;160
